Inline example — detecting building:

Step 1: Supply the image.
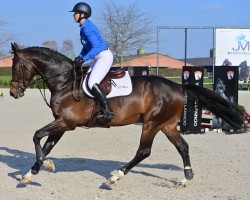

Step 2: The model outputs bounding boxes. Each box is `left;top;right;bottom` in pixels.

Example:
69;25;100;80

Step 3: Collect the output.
179;57;214;73
0;56;12;68
1;53;195;69
112;53;193;69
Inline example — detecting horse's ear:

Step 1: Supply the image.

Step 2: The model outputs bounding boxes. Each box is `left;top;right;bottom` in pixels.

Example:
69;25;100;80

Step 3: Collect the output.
11;42;20;53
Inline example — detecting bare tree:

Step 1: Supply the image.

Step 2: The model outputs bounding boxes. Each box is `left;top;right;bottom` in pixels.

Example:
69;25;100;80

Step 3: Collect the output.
99;0;155;66
0;19;15;58
42;40;58;51
61;39;75;59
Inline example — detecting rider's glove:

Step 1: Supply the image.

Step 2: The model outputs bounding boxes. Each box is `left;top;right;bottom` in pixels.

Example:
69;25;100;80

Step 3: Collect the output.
74;56;84;68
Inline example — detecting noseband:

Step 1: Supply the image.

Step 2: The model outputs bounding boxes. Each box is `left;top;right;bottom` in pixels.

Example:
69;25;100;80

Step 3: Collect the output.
10;58;30;93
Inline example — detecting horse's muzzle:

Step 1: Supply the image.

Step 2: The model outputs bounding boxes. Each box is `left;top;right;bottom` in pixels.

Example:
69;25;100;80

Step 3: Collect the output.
9;87;25;99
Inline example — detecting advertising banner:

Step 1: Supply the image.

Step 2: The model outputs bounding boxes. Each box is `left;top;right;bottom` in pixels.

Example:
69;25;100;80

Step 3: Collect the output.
212;66;238;130
180;66;204;133
133;67;150;76
215;28;250;83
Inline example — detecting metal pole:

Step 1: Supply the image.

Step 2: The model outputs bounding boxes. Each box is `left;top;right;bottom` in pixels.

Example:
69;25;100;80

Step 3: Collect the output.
156;27;160;75
184;28;187;66
212;27;216;84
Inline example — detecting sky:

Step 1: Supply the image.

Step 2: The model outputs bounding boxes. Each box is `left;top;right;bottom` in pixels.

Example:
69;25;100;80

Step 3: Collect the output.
1;0;250;59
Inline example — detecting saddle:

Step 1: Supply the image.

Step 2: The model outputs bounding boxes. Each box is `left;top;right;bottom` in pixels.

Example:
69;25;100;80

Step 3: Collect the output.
80;67;126;128
86;67;126;95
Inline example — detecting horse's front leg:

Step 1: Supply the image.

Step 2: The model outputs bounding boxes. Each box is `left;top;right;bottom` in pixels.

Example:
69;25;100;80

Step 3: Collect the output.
30;133;64;175
21;119;72;183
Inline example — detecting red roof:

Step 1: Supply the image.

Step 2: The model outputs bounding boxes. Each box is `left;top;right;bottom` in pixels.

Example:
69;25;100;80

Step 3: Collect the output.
0;56;13;67
1;53;193;69
112;53;193;68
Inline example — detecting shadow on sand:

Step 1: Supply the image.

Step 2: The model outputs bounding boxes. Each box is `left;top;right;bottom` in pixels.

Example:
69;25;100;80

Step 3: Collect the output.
0;146;182;188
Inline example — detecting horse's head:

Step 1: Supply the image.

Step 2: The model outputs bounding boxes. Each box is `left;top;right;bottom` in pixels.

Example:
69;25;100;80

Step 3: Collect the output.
215;78;226;91
10;43;37;99
239;65;250;83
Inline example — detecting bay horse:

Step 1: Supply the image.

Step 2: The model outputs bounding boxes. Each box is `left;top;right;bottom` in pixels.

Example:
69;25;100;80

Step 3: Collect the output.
9;43;243;187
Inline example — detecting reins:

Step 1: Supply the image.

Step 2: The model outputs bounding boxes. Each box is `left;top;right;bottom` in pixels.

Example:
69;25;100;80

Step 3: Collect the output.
33;65;85;107
72;63;84;102
14;58;85;108
37;81;51;108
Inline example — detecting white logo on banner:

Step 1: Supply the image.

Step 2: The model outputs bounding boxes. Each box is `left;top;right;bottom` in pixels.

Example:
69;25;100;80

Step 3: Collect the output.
183;70;190;80
227;70;234;80
194;71;202;80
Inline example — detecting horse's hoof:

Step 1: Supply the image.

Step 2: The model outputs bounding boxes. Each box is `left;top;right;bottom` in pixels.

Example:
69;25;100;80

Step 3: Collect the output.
105;170;125;188
175;178;188;188
43;159;55;172
104;179;117;189
20;177;31;184
175;182;187;188
184;168;194;180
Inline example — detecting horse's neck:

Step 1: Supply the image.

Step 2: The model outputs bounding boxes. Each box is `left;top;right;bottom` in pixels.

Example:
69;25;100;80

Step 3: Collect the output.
38;61;72;93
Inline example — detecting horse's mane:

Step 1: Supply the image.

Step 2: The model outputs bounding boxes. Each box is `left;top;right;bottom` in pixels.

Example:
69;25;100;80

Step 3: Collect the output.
21;46;73;64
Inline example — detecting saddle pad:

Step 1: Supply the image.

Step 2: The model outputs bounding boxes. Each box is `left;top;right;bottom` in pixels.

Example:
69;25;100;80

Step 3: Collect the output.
82;71;132;98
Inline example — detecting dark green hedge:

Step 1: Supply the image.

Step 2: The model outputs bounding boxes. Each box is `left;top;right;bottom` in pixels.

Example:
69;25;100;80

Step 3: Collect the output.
0;67;11;76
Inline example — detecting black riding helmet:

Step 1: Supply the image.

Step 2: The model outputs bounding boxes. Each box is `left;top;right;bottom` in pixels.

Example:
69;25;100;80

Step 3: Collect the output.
70;2;92;19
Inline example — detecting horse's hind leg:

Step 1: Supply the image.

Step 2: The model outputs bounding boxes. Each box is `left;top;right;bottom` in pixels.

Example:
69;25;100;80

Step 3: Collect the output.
162;125;193;185
106;123;158;187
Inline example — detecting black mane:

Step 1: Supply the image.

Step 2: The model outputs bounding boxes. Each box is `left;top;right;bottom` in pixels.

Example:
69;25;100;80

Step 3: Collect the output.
21;46;73;64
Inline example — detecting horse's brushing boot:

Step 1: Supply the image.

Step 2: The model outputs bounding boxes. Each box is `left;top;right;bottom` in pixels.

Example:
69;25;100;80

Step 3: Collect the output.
91;83;114;123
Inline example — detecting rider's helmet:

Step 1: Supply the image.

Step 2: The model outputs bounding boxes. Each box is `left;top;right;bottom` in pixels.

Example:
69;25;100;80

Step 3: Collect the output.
70;2;92;19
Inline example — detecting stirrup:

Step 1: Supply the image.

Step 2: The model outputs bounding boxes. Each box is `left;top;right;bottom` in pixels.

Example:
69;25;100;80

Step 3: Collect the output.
96;109;114;123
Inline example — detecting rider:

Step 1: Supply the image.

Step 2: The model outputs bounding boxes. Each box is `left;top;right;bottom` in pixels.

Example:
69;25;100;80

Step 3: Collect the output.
70;2;114;122
222;59;232;66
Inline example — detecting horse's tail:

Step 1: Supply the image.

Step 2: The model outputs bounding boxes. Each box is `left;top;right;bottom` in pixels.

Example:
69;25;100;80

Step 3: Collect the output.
182;84;244;129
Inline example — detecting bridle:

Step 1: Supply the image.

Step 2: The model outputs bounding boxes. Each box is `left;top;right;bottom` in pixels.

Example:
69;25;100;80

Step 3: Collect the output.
11;55;86;107
10;56;32;94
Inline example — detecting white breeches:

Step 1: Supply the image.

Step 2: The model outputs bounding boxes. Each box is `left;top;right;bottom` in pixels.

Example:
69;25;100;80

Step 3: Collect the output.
88;49;113;89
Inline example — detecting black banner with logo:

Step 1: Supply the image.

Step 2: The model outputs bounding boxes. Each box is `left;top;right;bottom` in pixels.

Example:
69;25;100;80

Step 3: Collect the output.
212;66;238;130
180;66;204;133
133;67;150;76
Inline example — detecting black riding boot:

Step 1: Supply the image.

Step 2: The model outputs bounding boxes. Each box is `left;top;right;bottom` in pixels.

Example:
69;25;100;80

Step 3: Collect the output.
91;84;114;122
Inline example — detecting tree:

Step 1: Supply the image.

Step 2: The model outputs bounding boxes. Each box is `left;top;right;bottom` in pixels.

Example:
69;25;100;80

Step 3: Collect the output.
61;39;75;59
42;40;58;51
99;0;155;66
0;19;15;58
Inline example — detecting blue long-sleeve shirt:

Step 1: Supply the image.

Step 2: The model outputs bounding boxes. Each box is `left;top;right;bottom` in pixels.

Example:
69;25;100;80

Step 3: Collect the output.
79;19;108;62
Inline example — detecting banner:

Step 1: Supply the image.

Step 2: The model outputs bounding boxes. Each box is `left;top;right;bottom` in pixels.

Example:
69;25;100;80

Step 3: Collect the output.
133;67;150;76
215;28;250;83
215;28;250;66
212;66;238;130
180;67;204;133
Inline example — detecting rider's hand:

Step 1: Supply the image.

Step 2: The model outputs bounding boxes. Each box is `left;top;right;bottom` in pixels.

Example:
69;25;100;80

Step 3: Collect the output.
74;56;84;68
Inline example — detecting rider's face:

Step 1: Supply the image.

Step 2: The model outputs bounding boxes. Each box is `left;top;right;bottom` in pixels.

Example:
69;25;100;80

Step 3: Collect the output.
73;12;80;22
73;12;85;24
